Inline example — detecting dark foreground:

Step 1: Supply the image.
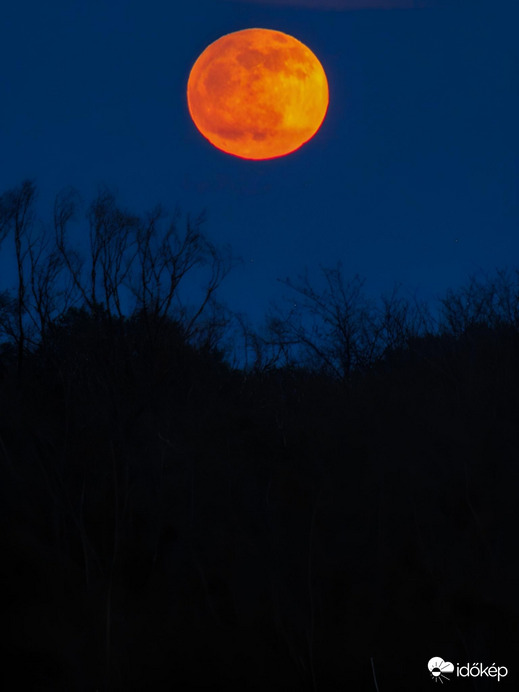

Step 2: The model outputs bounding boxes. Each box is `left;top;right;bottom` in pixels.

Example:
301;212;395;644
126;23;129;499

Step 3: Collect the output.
2;314;519;690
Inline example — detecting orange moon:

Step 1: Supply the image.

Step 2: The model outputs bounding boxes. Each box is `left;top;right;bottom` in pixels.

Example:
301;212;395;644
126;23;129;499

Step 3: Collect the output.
187;28;329;160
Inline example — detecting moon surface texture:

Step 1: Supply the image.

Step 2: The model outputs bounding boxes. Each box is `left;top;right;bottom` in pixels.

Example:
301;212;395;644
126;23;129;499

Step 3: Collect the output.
187;28;329;160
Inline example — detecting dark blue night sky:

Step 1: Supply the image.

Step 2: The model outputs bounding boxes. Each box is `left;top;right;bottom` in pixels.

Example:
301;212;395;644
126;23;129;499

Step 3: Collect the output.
1;0;518;327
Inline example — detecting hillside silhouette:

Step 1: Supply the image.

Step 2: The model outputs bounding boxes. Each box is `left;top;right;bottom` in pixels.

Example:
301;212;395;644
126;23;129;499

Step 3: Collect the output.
1;181;518;690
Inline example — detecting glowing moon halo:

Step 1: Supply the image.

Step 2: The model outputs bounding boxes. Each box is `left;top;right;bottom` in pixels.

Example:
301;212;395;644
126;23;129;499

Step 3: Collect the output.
187;28;329;160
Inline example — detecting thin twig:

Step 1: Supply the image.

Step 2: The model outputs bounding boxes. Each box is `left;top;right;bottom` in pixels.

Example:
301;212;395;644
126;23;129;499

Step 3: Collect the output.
371;656;380;692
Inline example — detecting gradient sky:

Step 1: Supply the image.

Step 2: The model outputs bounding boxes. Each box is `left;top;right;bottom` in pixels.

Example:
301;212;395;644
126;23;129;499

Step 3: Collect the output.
1;0;518;328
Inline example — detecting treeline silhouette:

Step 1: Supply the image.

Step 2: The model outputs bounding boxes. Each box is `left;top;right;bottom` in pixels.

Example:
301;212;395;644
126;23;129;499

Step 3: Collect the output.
1;181;519;690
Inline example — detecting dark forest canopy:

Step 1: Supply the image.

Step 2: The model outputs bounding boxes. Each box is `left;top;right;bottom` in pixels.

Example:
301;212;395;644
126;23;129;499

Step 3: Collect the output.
2;180;519;690
2;179;519;379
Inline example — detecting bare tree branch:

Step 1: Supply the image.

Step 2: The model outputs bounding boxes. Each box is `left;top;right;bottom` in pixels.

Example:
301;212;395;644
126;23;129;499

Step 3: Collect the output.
0;180;37;374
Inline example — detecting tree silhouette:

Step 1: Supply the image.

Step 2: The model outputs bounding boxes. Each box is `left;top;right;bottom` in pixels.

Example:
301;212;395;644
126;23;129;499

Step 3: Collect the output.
1;180;519;690
245;263;433;382
0;181;237;375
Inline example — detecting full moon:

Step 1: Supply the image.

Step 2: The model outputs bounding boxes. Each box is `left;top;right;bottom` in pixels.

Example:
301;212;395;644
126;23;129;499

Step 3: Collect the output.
187;28;329;160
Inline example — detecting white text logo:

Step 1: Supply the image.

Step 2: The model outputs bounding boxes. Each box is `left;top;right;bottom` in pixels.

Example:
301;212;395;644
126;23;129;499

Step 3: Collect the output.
428;657;509;683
